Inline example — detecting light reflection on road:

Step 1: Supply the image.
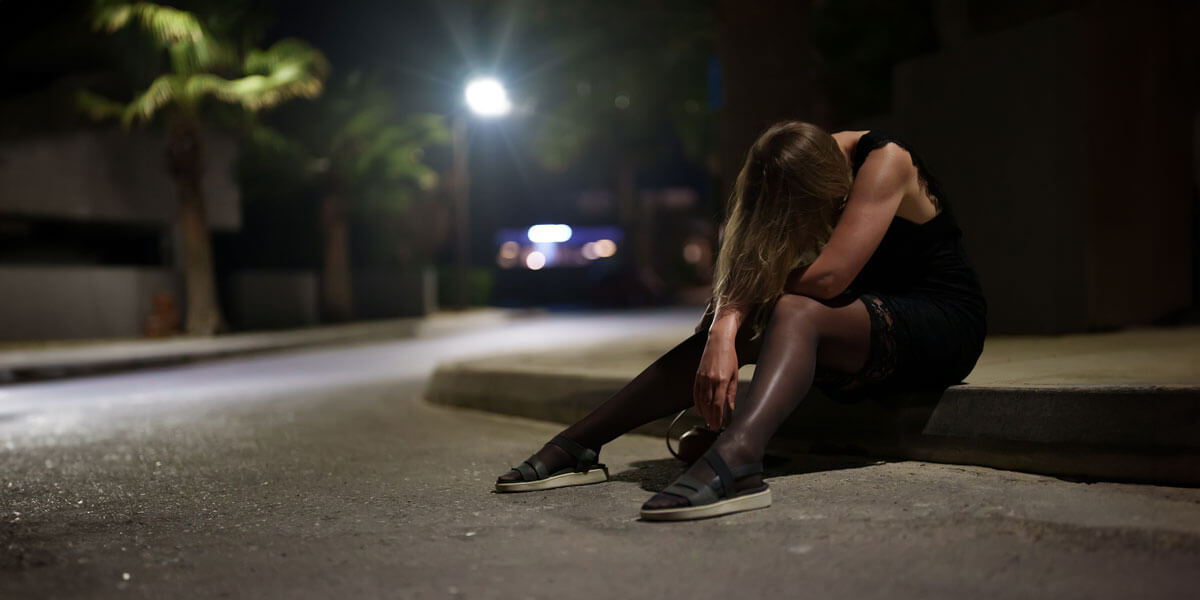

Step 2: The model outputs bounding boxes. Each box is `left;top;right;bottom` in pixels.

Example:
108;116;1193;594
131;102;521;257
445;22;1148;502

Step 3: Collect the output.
0;309;697;446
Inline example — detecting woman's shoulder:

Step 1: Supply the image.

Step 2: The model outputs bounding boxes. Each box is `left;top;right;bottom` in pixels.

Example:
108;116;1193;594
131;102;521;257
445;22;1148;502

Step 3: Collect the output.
842;130;949;222
835;130;915;176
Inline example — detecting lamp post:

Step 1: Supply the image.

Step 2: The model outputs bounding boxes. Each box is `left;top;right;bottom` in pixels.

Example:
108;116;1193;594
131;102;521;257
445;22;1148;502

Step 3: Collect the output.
452;77;511;309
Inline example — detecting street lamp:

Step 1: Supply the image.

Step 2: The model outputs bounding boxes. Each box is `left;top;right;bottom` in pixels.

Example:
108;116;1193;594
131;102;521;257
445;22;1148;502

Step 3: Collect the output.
464;77;512;117
452;77;511;310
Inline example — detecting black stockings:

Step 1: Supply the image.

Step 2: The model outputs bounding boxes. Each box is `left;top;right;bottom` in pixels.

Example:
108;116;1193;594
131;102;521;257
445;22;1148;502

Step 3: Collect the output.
497;326;759;484
498;295;874;500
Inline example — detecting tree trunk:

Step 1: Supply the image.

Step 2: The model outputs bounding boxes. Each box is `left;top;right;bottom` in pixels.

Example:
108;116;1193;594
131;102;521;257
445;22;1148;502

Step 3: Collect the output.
320;173;354;322
166;114;226;336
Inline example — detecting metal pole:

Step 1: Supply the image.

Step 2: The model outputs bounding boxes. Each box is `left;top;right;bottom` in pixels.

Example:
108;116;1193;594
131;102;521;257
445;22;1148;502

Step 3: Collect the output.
451;114;470;310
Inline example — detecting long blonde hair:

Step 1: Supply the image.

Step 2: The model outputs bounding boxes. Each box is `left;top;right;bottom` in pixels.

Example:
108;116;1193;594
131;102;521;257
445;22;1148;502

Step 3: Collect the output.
711;121;851;336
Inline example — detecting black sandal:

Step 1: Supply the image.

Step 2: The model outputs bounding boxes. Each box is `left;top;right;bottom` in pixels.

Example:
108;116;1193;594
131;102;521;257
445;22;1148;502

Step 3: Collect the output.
494;436;610;493
639;448;771;521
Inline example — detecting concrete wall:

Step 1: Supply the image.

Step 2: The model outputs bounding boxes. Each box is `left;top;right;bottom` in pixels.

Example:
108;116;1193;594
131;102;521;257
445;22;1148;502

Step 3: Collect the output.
1081;2;1195;328
891;13;1090;333
354;267;437;319
0;266;179;340
0;128;245;340
889;5;1195;332
0;128;240;230
227;268;436;331
229;270;319;330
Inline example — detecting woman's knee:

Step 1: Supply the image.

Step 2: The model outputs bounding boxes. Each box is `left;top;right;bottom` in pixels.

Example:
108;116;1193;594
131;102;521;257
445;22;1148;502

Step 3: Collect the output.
770;294;827;329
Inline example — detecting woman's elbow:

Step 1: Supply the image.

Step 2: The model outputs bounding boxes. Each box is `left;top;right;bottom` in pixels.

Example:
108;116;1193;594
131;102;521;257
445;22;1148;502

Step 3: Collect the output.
810;275;845;300
786;272;843;300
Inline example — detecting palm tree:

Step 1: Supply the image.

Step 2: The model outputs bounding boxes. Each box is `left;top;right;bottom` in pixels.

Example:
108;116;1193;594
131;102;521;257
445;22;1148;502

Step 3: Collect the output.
78;1;329;335
317;81;449;321
244;74;450;322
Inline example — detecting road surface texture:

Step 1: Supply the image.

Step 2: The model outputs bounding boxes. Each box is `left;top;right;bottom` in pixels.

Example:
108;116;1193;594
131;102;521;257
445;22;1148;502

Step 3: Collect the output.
2;312;1198;599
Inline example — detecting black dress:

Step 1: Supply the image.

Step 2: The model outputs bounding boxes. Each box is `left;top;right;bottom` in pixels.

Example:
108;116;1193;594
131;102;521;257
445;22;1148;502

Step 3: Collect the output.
814;131;988;397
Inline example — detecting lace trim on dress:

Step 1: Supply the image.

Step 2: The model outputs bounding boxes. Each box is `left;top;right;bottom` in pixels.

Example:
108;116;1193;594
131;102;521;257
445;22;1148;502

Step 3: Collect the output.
812;293;898;399
859;294;899;382
917;176;941;214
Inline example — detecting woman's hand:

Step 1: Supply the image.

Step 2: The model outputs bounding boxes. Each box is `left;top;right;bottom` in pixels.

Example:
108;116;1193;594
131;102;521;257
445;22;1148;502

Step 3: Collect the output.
693;304;744;429
694;336;738;429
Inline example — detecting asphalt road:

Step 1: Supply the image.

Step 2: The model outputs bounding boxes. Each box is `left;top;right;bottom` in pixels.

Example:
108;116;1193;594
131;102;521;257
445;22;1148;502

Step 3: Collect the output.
2;312;1199;599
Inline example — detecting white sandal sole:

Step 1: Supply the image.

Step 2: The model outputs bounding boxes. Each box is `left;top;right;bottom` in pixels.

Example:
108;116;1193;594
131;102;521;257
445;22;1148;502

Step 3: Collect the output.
639;487;772;521
494;467;609;493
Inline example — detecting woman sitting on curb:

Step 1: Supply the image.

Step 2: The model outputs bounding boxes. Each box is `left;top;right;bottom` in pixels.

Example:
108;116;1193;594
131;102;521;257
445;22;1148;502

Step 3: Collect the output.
495;121;988;521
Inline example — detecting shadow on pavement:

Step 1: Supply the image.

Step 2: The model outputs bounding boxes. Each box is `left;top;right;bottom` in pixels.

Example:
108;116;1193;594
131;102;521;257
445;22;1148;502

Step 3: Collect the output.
612;453;888;493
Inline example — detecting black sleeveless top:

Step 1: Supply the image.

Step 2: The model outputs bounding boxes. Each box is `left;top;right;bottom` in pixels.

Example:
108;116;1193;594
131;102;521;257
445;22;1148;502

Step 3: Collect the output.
823;131;988;392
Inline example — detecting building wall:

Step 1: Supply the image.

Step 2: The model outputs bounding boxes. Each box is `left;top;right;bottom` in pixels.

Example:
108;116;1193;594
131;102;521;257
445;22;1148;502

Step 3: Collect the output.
0;127;240;230
0;128;244;340
0;266;179;341
889;5;1195;332
353;267;438;320
1081;2;1196;328
891;12;1090;333
228;270;319;330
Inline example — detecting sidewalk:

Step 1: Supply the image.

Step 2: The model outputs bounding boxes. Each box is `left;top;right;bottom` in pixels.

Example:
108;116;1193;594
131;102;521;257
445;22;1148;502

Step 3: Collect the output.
427;323;1200;485
0;309;519;382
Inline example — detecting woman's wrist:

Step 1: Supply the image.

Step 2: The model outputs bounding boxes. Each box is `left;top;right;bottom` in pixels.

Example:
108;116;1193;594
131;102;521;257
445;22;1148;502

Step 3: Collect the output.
707;307;743;340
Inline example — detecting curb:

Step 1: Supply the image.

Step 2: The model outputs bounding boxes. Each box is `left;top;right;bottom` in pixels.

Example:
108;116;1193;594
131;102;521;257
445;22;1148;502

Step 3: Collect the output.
0;309;521;382
426;363;1200;485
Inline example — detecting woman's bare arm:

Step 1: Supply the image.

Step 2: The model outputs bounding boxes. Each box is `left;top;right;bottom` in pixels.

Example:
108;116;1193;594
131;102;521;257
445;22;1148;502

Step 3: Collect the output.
785;143;910;299
707;300;745;340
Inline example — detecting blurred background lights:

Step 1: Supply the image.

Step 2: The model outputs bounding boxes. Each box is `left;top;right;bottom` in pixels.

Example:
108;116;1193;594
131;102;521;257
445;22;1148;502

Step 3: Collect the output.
465;77;512;117
525;251;546;270
581;242;598;260
683;241;703;264
592;239;617;258
493;225;621;272
498;240;520;259
527;224;572;243
496;241;520;268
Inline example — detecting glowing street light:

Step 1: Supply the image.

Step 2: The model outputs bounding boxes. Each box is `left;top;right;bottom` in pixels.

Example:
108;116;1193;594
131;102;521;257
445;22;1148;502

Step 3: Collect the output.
464;77;512;117
452;76;512;309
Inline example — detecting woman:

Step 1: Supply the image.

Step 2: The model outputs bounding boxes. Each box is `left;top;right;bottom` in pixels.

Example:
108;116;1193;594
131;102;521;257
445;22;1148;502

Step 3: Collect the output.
495;121;987;521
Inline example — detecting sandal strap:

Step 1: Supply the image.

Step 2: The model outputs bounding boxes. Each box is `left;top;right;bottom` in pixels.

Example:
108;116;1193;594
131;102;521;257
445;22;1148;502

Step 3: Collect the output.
661;474;720;506
657;450;764;507
514;455;550;481
700;448;736;498
731;462;763;479
549;435;599;471
514;462;536;481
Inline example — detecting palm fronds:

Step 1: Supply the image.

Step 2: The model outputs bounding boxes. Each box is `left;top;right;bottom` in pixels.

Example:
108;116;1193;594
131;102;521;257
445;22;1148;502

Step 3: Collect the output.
120;74;177;126
93;2;205;44
80;1;329;126
93;2;232;71
76;89;127;122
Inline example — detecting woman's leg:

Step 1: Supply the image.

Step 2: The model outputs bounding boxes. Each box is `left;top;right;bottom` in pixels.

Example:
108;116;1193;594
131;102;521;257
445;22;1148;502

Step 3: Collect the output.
643;294;873;508
498;323;762;483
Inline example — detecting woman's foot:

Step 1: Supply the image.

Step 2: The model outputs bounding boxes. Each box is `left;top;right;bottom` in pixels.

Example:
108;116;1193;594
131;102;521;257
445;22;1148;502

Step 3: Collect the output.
643;446;763;511
496;442;574;485
494;436;609;492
